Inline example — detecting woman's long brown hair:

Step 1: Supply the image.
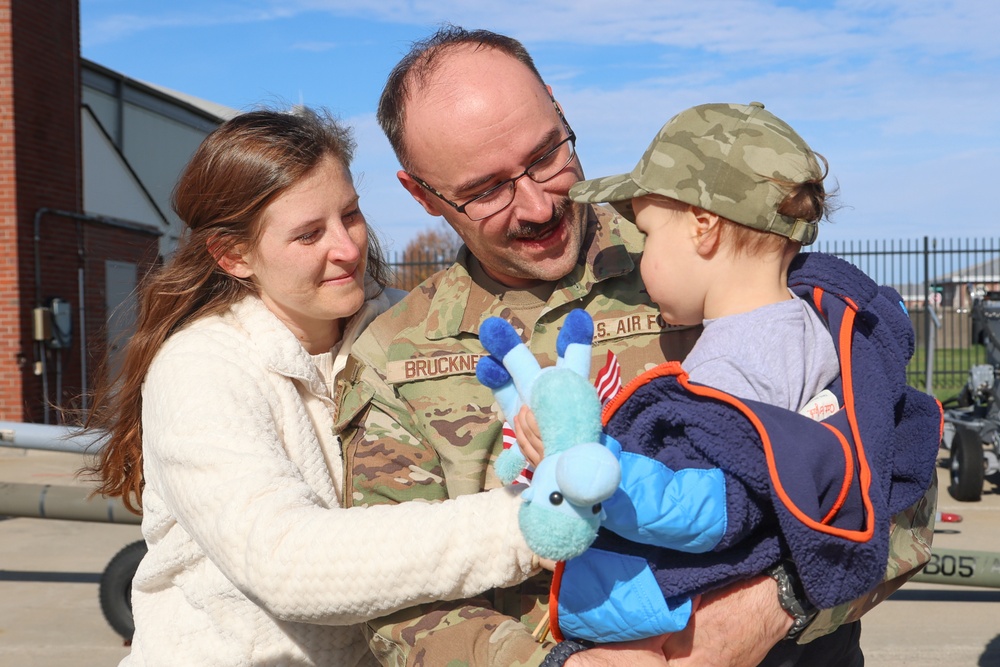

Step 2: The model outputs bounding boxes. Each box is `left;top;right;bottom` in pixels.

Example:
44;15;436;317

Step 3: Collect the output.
82;107;391;513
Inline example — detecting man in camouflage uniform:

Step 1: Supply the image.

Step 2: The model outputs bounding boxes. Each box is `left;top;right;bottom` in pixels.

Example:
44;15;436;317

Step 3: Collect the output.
337;26;936;667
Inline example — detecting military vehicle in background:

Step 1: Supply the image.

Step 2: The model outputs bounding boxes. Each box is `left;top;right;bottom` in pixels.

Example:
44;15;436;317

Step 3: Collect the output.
941;290;1000;501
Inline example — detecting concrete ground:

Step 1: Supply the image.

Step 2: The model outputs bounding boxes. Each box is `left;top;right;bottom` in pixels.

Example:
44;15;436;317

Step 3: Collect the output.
0;447;139;667
1;447;998;666
857;461;1000;667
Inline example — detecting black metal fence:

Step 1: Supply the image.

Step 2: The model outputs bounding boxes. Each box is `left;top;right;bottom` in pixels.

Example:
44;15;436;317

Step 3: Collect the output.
389;237;1000;397
812;237;1000;396
387;251;455;292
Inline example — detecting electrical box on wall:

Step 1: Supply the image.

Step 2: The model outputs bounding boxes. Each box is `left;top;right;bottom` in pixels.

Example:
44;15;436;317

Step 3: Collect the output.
32;307;51;341
48;297;73;349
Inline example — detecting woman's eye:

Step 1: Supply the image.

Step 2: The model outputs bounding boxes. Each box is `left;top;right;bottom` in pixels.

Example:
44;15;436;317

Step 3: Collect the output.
297;230;319;244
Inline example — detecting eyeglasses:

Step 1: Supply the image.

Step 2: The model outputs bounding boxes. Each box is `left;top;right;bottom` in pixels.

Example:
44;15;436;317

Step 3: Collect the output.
409;107;577;222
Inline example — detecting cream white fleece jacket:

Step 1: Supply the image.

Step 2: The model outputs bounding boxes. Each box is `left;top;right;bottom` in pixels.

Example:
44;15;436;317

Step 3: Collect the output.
123;292;536;666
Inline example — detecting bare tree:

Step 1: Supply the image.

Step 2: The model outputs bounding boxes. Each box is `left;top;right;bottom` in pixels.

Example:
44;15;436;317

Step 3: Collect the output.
394;221;463;290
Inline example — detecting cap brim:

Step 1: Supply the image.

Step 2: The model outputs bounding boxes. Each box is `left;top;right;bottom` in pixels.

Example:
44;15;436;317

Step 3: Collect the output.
570;173;650;222
569;173;650;205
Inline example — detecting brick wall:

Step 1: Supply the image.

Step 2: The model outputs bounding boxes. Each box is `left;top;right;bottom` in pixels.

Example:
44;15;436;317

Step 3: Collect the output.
31;213;160;421
0;2;18;419
0;0;81;421
0;1;159;422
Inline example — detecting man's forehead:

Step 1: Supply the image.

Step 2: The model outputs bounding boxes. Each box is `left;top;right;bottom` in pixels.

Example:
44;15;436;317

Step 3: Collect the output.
401;54;556;182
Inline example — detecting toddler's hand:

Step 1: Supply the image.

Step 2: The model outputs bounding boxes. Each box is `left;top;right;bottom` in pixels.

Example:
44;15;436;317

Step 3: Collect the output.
531;555;558;572
514;405;545;466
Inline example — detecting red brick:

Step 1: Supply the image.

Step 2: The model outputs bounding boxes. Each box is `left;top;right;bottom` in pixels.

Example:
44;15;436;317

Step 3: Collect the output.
0;1;157;422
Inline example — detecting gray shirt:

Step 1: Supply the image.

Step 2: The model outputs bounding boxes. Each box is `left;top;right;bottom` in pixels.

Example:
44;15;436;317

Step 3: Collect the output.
681;294;840;411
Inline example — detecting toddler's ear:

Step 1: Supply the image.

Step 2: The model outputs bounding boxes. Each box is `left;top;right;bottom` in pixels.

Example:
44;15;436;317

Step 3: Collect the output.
691;207;722;256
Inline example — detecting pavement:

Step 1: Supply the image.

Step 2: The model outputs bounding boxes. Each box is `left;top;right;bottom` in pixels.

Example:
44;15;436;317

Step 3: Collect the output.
1;447;998;667
0;447;139;667
857;460;1000;667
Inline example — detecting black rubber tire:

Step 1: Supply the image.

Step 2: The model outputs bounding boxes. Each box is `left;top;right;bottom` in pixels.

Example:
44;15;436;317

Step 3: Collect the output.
949;429;985;502
99;540;147;640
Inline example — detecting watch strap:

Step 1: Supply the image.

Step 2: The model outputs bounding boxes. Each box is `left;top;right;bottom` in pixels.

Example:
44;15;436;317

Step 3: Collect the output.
540;639;590;667
767;561;818;640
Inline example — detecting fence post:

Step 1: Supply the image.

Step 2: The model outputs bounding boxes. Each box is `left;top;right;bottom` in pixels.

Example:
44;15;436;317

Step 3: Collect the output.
923;236;932;392
925;307;940;394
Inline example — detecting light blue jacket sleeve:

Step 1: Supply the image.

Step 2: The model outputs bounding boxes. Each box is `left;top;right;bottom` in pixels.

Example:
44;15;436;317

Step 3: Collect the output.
557;547;693;642
600;436;728;553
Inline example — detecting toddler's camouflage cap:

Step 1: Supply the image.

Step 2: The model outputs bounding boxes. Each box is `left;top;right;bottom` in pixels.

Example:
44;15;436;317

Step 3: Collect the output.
570;102;821;245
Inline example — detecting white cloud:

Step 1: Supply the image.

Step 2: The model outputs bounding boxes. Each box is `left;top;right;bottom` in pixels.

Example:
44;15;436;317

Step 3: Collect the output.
80;2;297;47
281;0;1000;61
82;0;1000;61
80;0;999;250
290;41;339;52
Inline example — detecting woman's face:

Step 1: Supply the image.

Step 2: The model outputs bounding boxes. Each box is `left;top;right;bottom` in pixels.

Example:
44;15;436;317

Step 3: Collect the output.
233;156;369;353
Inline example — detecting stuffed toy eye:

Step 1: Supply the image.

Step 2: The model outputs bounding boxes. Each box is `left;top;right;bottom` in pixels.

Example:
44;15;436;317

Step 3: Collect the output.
592;503;602;514
549;492;564;506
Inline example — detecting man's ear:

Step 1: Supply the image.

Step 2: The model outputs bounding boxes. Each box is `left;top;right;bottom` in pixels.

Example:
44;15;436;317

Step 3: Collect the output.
398;170;444;217
548;86;561;112
692;207;722;257
209;237;254;279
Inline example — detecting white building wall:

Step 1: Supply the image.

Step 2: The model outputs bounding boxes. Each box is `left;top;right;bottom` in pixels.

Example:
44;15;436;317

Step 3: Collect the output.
81;109;164;230
81;61;233;257
120;104;213;252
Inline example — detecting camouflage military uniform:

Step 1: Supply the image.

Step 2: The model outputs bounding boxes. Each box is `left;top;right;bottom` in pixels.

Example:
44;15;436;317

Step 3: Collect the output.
337;206;936;666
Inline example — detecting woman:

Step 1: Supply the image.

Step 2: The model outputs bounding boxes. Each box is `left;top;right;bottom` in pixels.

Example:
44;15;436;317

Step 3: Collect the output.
85;108;538;666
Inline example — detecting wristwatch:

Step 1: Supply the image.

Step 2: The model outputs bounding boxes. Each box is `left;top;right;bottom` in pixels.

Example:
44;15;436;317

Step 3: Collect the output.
767;561;818;640
539;639;590;667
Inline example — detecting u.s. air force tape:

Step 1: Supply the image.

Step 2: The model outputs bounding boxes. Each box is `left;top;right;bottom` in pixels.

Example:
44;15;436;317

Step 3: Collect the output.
592;312;677;341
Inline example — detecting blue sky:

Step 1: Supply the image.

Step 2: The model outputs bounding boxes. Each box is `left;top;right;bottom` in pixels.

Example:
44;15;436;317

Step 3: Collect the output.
80;1;1000;256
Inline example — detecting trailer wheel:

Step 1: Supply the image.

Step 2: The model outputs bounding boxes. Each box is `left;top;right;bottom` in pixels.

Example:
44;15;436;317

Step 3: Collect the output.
949;429;985;502
99;540;146;640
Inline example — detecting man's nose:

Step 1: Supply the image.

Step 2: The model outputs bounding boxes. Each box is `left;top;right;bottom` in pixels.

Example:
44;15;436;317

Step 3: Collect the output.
510;174;556;222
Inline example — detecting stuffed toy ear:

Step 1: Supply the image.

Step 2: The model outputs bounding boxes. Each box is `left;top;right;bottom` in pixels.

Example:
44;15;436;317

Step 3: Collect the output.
477;353;527;485
478;321;536;485
556;309;595;379
476;355;519;423
480;317;542;403
494;445;529;486
480;317;524;358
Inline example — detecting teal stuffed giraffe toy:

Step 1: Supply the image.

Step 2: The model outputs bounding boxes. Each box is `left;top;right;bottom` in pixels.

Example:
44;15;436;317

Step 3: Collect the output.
476;309;621;561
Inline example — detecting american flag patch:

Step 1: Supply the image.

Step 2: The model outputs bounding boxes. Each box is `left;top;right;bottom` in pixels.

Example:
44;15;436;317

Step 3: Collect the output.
595;350;623;405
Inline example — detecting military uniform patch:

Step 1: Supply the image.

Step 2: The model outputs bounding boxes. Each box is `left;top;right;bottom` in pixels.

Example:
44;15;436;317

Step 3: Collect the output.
386;353;485;383
593;312;674;341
